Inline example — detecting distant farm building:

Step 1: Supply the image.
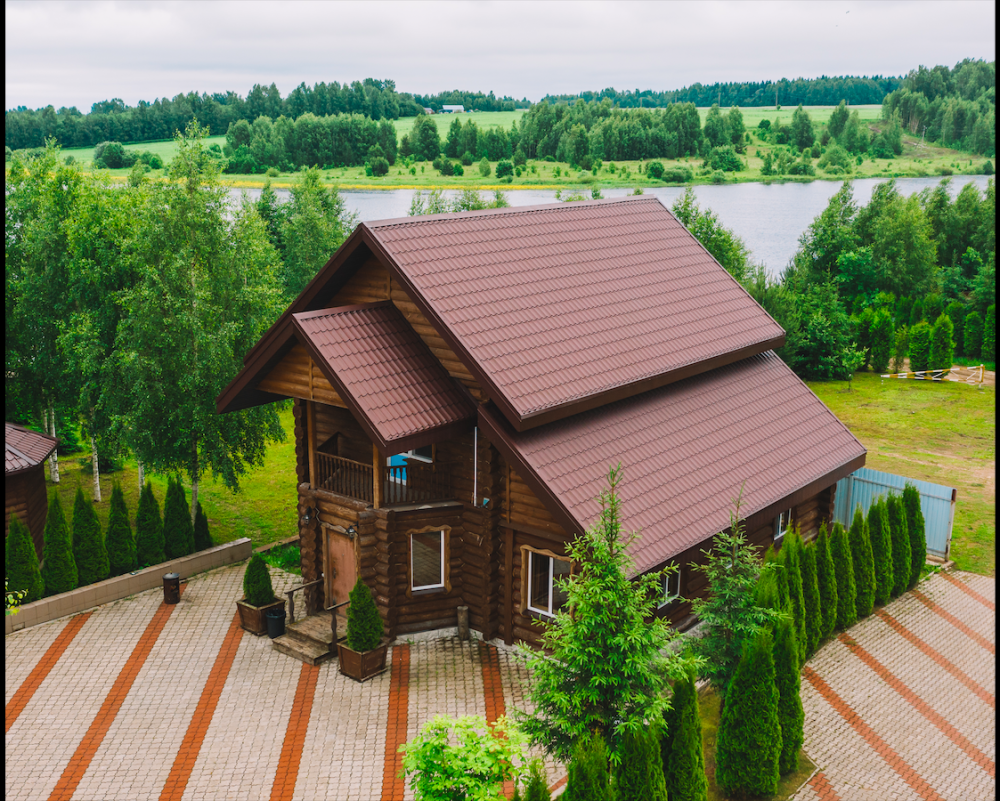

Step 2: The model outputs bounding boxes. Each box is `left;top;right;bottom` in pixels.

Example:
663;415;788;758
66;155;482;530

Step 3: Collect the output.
441;105;465;113
422;107;434;115
5;422;58;558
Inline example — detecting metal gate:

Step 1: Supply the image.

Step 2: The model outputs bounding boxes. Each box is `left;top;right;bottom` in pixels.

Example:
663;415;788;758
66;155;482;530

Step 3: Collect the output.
833;467;957;560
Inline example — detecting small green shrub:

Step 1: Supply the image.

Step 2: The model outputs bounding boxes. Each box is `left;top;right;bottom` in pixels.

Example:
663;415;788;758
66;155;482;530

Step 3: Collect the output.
815;522;838;640
6;513;44;603
773;616;803;775
346;576;384;651
646;160;665;179
371;156;390;176
662;166;693;183
521;759;550;801
106;482;137;577
849;507;875;618
243;552;276;607
478;157;491;177
830;523;857;630
266;166;279;177
715;631;781;797
193;501;213;551
461;151;474;166
867;499;894;607
495;160;513;179
452;162;464;176
902;484;927;589
136;481;165;567
73;486;108;586
660;671;707;801
613;726;667;801
563;732;611;801
886;494;911;598
41;493;77;596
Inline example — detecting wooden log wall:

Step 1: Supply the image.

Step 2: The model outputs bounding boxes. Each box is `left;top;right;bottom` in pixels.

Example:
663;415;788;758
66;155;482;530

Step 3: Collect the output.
5;466;48;559
258;344;346;407
328;257;484;400
293;399;309;485
312;403;371;465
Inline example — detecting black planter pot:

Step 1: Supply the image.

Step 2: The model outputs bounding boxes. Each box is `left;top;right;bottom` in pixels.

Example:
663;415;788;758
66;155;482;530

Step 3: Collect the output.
266;607;286;639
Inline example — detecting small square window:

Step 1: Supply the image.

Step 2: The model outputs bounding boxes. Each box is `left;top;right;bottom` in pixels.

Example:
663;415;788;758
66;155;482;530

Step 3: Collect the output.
411;530;445;591
659;566;682;608
775;509;792;542
526;551;570;617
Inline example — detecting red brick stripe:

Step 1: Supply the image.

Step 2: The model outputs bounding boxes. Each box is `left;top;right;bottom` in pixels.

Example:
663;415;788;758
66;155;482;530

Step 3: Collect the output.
808;770;842;801
159;613;245;801
479;644;515;799
803;665;946;801
548;775;569;794
270;663;320;801
6;612;93;733
838;634;995;777
911;589;995;654
381;644;410;801
939;571;995;611
48;589;184;801
875;609;994;708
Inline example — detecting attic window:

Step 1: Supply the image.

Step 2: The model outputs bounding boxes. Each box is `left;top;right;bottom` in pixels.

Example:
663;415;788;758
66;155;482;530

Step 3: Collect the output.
658;566;682;608
775;509;792;542
525;549;570;617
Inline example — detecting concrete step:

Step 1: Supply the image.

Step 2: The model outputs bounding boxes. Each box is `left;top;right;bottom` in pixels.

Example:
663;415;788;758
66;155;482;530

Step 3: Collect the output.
271;633;336;666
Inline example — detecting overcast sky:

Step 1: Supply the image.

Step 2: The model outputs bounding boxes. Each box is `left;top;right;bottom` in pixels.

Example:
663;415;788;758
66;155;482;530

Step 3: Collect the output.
5;0;996;110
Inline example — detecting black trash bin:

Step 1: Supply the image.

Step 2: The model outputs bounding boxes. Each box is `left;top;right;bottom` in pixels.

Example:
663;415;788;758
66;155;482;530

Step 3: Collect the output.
163;573;180;604
266;607;286;639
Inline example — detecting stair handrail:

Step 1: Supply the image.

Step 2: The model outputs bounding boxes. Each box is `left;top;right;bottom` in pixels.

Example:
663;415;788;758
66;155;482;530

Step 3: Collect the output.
325;599;351;646
285;578;323;625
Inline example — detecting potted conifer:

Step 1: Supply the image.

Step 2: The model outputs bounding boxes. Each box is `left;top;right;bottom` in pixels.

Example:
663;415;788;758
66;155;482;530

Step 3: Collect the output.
337;577;389;681
236;552;285;635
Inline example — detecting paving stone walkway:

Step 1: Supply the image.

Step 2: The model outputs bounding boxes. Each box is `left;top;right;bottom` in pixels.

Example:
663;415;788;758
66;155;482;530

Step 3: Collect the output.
792;570;995;801
6;565;992;800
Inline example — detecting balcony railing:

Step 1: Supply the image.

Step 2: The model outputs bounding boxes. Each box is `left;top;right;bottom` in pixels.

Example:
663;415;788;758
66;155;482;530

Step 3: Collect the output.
314;452;454;506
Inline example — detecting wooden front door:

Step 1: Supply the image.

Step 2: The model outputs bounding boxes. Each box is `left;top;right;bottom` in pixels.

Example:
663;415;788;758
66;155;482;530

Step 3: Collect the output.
323;526;358;608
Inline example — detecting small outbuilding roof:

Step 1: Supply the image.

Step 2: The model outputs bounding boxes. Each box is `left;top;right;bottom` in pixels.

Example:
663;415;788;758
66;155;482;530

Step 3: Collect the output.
292;303;475;454
5;422;58;476
479;351;866;573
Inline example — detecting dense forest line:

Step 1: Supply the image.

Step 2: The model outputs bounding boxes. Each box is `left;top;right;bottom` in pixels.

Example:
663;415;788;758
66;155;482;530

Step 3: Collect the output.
880;59;995;155
541;74;904;108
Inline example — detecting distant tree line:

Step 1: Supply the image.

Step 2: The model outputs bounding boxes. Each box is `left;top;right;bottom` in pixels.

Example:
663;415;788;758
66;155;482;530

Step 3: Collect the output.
880;59;995;156
5;78;421;150
409;89;530;113
540;74;904;108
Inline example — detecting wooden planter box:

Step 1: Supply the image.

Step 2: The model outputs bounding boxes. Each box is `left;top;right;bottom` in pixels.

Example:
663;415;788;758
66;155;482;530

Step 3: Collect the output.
337;640;389;682
236;598;285;636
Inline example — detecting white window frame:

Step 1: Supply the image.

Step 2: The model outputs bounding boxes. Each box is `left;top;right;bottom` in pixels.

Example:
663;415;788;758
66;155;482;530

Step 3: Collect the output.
775;508;792;542
406;446;433;464
410;530;445;592
658;566;682;608
526;550;570;617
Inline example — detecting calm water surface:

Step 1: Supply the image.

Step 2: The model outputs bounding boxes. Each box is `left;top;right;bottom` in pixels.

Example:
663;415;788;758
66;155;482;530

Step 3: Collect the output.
231;175;991;278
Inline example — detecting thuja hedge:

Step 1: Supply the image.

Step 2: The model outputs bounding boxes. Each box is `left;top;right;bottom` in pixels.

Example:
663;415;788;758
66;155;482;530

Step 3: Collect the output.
815;522;839;640
6;513;44;603
868;499;894;607
886;494;911;598
903;484;927;589
781;528;808;667
163;476;195;560
773;616;804;775
661;672;708;801
831;522;858;630
41;493;77;596
562;732;611;801
799;542;822;658
106;482;137;577
849;507;875;618
73;486;109;586
613;727;667;801
136;481;165;567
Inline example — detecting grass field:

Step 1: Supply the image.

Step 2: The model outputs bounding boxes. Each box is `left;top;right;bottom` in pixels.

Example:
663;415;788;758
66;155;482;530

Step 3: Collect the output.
696;104;883;126
807;371;995;576
47;106;988;192
391;109;525;138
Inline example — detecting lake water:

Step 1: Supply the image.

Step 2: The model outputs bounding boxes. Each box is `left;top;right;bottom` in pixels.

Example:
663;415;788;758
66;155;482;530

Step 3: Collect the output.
230;175;992;278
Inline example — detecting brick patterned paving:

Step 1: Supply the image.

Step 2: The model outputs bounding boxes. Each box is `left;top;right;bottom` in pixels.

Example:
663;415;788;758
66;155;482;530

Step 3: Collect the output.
270;663;319;801
793;570;995;801
381;644;410;801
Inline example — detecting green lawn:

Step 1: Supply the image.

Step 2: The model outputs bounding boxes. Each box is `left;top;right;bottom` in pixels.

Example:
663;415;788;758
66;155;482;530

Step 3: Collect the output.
47;406;299;554
807;371;995;576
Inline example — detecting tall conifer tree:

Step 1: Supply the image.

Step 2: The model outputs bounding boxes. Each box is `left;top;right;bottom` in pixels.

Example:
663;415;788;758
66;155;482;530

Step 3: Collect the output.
830;523;857;630
41;493;77;595
848;507;875;618
106;482;137;576
800;542;822;657
781;528;808;666
773;616;804;775
136;481;165;567
886;494;911;597
72;486;108;586
902;484;927;589
815;522;839;640
868;499;894;607
562;732;611;801
612;727;667;801
661;671;708;801
163;477;195;559
6;513;44;603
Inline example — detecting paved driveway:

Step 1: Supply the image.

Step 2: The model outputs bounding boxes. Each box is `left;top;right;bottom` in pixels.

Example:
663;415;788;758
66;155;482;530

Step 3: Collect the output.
793;571;994;801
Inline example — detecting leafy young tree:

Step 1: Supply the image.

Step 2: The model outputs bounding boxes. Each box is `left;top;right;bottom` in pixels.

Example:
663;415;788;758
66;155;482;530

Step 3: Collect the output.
715;630;782;797
773;616;804;775
135;481;165;567
562;732;611;801
41;493;77;596
849;507;876;618
5;513;44;603
815;522;839;640
660;670;708;801
702;104;729;149
867;499;894;607
908;321;933;371
830;522;857;630
111;122;286;516
106;482;137;576
828;100;850;139
902;484;927;589
671;189;753;284
790;105;815;151
929;313;955;370
400;715;526;801
72;486;108;586
886;494;911;598
519;466;693;763
690;487;783;701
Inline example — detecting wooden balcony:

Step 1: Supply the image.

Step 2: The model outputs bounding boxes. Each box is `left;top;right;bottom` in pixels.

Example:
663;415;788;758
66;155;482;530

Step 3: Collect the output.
314;452;455;507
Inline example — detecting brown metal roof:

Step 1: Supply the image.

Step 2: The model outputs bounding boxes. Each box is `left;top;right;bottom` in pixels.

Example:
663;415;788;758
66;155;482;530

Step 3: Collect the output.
366;196;785;431
479;351;866;575
292;303;475;455
6;422;58;475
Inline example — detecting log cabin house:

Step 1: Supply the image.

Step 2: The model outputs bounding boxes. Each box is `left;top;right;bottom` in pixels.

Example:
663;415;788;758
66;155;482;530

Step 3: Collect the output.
217;196;866;647
6;421;59;559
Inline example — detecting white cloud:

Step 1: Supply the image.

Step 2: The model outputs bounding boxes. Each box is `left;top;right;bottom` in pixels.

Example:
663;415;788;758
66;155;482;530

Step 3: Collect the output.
5;0;995;109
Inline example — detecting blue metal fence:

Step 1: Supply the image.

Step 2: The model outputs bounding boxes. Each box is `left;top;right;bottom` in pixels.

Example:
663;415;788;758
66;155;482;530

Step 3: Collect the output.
832;467;957;560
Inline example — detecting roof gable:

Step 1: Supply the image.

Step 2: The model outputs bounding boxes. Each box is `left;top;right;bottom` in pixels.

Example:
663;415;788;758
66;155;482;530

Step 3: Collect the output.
6;422;58;475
